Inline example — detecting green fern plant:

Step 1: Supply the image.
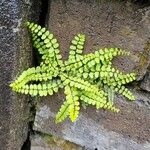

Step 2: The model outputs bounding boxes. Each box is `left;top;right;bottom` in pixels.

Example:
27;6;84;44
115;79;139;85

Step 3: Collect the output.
10;22;136;123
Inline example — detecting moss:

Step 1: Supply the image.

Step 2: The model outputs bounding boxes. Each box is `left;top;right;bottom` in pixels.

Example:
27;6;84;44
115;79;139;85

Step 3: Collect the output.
137;39;150;78
43;134;81;150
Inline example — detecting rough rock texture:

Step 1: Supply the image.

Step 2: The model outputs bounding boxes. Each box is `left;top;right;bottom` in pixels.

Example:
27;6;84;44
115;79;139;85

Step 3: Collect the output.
32;0;150;149
31;133;87;150
141;66;150;92
0;0;41;150
46;0;150;80
33;90;150;150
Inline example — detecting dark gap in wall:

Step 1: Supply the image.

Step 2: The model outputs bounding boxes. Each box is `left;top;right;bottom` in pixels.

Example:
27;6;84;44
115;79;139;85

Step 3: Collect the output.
21;130;30;150
21;1;49;150
131;0;150;8
30;0;49;144
21;97;39;150
32;0;49;67
39;0;49;26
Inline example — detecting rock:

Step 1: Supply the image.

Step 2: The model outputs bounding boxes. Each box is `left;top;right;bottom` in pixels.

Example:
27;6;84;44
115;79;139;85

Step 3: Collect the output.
31;132;86;150
0;0;41;150
140;67;150;92
46;0;150;80
33;89;150;150
32;0;150;149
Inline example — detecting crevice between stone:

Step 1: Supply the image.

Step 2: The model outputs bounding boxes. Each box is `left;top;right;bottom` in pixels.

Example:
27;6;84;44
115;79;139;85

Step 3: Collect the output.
21;0;49;150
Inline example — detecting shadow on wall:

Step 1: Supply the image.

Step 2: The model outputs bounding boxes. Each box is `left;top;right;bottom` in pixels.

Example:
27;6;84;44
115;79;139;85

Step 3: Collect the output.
131;0;150;8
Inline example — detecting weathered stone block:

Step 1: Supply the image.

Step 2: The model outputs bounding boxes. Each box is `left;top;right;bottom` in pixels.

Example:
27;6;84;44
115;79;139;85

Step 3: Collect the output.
0;0;40;150
33;90;150;150
33;0;150;149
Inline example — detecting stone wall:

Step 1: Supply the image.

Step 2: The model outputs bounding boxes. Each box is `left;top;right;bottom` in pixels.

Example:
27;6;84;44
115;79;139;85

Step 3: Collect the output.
1;0;150;150
0;0;41;149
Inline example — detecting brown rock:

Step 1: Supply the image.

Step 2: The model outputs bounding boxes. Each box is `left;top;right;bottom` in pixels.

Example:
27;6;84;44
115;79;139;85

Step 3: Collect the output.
46;0;150;79
141;67;150;92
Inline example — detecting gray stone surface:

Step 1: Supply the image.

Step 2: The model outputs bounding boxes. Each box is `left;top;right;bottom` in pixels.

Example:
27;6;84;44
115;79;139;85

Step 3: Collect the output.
0;0;41;150
33;0;150;149
33;90;150;150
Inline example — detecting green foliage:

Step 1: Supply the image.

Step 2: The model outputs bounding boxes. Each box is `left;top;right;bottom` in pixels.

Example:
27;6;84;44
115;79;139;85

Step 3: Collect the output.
10;22;137;123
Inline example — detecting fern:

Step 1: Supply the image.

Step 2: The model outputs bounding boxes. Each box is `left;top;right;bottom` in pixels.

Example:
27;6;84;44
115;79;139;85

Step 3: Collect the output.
10;22;137;123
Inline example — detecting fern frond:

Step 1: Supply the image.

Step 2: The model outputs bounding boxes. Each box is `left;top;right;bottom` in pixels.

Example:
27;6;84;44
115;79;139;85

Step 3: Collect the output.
60;73;100;94
64;86;80;122
10;22;137;123
26;22;63;67
69;33;85;62
80;91;119;112
55;101;70;123
10;65;59;92
12;79;62;97
104;85;115;103
114;85;135;100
